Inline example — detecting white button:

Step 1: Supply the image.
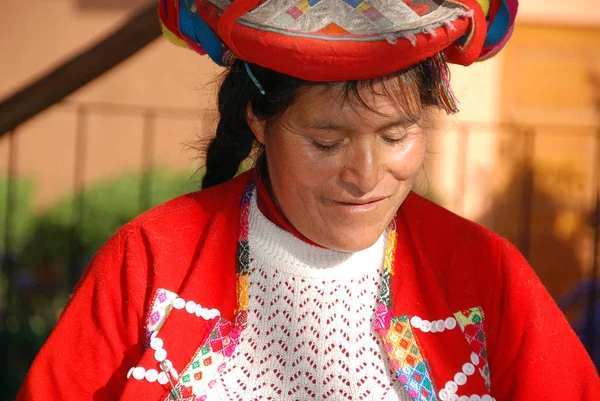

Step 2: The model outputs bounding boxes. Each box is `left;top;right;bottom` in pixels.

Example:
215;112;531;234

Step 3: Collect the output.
420;320;432;332
145;368;158;382
435;320;446;332
445;381;458;394
471;353;480;366
410;316;422;329
170;366;179;380
462;363;475;376
185;300;196;314
439;389;450;400
481;396;493;401
454;372;467;385
132;366;146;380
195;304;203;317
157;371;169;385
209;308;220;318
431;323;438;333
155;348;167;362
459;397;469;401
163;359;173;370
150;331;158;340
173;298;185;310
445;317;457;330
470;396;481;401
150;337;164;351
449;395;459;401
200;309;212;320
127;367;135;379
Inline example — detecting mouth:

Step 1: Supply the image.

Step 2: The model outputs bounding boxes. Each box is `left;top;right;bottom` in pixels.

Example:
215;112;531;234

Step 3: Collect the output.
328;197;388;212
335;197;388;206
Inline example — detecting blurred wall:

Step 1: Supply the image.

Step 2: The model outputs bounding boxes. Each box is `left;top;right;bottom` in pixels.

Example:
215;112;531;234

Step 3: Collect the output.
432;1;600;222
0;0;219;210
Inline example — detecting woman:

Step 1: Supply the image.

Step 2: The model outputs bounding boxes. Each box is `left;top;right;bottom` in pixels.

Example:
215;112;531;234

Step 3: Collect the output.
16;0;600;400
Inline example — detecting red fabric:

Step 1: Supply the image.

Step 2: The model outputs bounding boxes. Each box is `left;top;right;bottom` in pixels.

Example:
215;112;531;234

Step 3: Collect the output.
158;0;183;42
16;171;600;401
227;19;471;81
444;0;487;66
488;0;503;21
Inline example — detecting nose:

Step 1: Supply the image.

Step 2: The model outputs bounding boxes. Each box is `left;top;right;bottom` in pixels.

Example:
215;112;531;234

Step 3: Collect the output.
339;141;382;195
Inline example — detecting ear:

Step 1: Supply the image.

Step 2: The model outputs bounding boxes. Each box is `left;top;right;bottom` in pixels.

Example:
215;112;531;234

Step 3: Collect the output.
246;103;267;145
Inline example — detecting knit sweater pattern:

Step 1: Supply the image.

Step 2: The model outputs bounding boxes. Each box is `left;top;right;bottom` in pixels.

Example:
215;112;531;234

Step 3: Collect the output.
205;193;410;400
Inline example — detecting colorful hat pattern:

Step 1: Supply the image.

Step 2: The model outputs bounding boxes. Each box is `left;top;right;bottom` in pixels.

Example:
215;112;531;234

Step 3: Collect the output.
159;0;518;81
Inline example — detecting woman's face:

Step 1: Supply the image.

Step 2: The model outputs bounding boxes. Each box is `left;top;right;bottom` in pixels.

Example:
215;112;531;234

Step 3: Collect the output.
248;83;428;252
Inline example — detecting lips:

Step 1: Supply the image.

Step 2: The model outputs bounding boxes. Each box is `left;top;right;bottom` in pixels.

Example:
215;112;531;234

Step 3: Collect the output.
335;197;387;205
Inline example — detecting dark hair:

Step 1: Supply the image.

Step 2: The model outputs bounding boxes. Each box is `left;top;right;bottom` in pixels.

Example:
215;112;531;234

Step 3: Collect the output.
201;58;450;189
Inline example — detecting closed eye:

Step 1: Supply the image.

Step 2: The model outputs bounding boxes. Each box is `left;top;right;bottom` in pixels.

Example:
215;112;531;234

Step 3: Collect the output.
311;140;340;151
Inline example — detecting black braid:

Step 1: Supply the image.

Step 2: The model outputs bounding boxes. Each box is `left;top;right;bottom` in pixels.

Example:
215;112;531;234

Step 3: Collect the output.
201;61;260;189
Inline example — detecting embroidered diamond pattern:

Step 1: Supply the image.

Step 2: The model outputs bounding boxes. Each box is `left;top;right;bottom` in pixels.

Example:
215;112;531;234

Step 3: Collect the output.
403;0;444;16
379;269;392;307
377;315;438;401
397;361;437;401
237;241;250;274
162;320;237;401
455;307;491;391
374;302;392;330
181;386;193;398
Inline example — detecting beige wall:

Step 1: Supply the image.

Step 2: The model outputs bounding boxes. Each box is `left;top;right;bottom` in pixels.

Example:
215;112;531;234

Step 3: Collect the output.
519;0;598;26
1;0;219;209
431;0;600;223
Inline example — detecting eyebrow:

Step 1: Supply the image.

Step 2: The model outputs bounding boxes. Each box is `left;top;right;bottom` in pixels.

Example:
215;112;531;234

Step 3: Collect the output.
307;116;418;132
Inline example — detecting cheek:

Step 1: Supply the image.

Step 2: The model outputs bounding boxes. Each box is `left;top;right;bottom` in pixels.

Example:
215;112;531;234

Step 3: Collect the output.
388;134;427;181
267;137;336;187
265;138;323;202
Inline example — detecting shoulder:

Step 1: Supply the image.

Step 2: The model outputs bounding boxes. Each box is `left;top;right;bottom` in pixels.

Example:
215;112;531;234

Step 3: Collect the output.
398;191;504;251
396;192;518;296
88;172;251;289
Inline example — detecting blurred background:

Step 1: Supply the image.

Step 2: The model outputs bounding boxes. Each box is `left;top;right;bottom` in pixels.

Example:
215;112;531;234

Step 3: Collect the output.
0;0;599;398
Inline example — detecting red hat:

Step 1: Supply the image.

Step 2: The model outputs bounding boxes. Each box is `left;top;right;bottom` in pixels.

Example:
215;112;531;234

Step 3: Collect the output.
159;0;518;81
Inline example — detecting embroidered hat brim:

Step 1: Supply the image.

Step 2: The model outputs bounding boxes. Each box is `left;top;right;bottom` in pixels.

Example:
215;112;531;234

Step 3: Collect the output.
160;0;517;81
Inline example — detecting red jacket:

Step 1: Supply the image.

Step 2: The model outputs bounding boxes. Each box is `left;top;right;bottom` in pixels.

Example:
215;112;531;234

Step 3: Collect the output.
17;171;600;401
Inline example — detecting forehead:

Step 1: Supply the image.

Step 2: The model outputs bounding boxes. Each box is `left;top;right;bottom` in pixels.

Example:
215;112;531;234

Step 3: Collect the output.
285;80;423;127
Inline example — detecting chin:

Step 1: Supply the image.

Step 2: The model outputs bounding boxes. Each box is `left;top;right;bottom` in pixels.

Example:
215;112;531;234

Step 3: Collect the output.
321;231;384;253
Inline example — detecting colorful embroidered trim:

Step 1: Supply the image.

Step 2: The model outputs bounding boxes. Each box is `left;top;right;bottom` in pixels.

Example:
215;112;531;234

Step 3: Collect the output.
234;181;254;330
145;288;179;348
454;307;491;391
343;0;394;29
379;315;439;401
377;217;397;312
286;0;322;20
164;319;241;401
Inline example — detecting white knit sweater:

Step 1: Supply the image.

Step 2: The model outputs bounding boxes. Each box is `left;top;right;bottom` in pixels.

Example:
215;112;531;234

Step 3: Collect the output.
205;193;409;400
